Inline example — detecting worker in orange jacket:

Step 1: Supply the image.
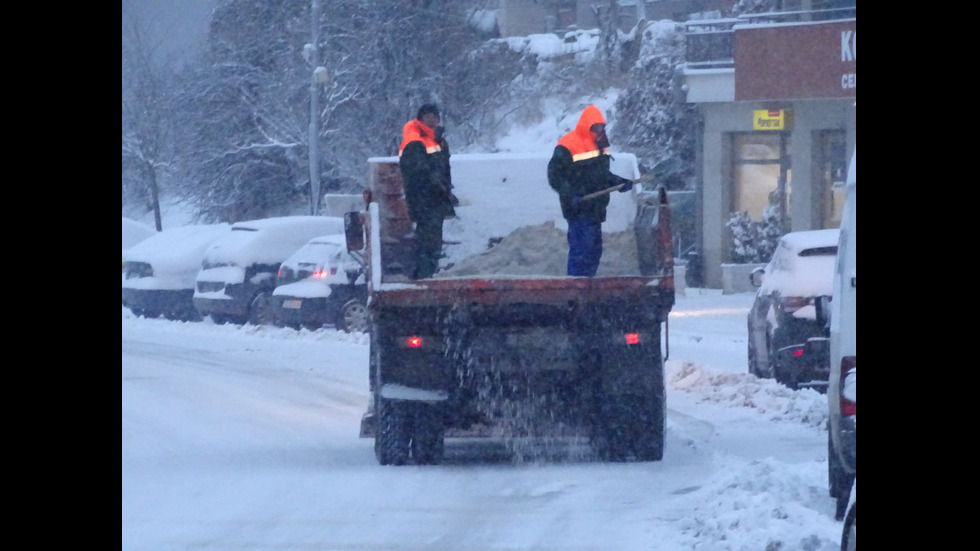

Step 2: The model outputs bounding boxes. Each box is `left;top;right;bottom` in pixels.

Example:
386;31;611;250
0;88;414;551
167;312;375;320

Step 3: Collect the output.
547;105;633;276
399;103;457;279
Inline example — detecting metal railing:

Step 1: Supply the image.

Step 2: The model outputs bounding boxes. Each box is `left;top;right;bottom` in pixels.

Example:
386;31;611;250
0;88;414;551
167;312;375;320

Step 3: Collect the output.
683;5;856;67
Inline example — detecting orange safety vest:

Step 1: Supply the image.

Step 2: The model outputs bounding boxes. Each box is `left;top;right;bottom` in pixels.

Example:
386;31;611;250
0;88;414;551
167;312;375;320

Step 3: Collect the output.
399;120;442;156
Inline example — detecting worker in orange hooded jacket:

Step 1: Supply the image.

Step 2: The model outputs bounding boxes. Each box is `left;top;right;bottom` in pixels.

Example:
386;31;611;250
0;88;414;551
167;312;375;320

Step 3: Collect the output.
547;105;633;276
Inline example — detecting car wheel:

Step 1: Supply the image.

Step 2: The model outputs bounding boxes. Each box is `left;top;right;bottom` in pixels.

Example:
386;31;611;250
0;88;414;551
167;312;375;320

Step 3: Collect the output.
337;298;369;333
840;502;856;551
828;434;855;520
765;333;777;379
247;292;274;326
748;337;761;377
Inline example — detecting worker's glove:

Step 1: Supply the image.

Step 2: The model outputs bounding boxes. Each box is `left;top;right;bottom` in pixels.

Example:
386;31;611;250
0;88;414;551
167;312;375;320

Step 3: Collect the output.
571;194;584;207
618;178;633;193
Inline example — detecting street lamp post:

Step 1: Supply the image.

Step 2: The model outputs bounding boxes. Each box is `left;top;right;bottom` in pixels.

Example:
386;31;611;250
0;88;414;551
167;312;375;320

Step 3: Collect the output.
307;0;324;215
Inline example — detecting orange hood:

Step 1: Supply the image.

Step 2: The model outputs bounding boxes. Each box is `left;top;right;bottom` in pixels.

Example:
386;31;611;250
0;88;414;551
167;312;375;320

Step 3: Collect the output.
557;105;606;158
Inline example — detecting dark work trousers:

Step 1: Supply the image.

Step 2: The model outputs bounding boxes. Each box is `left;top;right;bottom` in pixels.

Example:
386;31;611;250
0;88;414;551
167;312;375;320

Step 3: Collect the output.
566;218;603;277
412;215;443;279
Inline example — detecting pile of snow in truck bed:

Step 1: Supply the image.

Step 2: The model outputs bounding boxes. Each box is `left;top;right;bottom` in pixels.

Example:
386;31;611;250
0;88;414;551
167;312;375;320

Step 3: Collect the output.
436;221;640;278
423;152;644;276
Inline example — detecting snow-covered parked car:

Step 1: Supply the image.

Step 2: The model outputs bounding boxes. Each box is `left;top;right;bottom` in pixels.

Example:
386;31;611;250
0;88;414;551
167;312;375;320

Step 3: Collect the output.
193;216;345;326
270;233;368;332
122;217;156;271
746;228;840;389
122;224;232;320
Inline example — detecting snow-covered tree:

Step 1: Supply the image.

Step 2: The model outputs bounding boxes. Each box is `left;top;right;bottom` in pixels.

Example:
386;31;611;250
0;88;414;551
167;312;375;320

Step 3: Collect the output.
615;20;697;189
122;6;179;230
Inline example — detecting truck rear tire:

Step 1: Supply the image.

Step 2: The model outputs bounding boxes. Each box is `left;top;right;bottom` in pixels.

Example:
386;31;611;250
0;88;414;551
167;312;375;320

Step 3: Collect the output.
595;395;664;462
411;402;445;465
375;397;410;466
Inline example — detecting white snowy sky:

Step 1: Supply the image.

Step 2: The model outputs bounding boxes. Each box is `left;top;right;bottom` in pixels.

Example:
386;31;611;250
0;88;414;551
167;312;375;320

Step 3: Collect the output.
123;88;851;550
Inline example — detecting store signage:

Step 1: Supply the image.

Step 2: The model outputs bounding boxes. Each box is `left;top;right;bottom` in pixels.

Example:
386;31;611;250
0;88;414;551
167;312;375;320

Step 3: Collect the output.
753;109;789;130
735;19;856;101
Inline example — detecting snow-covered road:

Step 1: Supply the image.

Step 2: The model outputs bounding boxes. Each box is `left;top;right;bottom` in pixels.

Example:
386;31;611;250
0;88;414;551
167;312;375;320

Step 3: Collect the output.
122;290;844;550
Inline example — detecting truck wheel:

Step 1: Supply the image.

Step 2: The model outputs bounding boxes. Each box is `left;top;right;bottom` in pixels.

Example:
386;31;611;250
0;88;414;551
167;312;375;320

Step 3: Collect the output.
375;397;410;466
337;298;369;333
411;402;445;465
634;396;665;461
595;395;664;462
840;502;856;551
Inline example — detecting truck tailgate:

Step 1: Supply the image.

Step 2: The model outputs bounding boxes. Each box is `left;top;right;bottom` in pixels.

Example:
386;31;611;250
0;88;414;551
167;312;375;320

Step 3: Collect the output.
372;275;672;308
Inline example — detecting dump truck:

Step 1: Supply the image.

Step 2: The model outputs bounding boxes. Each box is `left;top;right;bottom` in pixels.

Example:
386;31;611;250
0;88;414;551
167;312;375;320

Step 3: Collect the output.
344;154;675;465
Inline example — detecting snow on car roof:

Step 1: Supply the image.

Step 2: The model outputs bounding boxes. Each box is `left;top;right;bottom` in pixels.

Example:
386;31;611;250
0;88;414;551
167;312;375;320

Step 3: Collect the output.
122;217;157;251
203;216;345;266
124;224;232;273
281;232;358;272
759;228;840;298
777;228;840;253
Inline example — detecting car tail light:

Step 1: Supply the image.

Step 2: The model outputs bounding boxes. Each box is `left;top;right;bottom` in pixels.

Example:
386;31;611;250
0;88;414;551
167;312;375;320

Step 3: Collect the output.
312;267;338;279
624;332;640;345
778;296;810;314
839;356;856;416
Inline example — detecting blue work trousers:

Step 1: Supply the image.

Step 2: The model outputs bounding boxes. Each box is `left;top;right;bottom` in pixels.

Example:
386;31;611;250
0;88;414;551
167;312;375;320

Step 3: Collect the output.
566;218;603;277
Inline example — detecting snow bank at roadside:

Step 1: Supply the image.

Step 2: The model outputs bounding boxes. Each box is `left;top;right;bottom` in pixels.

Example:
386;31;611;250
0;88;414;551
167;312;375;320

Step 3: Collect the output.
668;360;828;429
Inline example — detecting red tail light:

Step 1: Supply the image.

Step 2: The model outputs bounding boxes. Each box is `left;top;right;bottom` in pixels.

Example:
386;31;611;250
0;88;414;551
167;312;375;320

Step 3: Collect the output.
839;356;856;416
778;296;810;313
625;332;640;345
406;336;423;348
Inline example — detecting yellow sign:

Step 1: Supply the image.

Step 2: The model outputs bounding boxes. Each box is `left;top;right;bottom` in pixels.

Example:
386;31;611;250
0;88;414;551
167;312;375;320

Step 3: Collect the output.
753;109;791;130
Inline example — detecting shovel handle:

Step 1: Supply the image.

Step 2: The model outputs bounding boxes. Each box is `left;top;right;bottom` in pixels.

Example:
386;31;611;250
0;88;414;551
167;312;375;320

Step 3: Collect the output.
579;177;644;201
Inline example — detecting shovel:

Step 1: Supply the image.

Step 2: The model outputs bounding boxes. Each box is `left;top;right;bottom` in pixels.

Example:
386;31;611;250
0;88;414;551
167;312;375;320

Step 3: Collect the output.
580;175;648;201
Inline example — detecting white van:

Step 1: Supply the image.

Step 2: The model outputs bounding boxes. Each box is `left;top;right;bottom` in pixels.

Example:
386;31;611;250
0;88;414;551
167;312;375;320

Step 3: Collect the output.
821;149;856;522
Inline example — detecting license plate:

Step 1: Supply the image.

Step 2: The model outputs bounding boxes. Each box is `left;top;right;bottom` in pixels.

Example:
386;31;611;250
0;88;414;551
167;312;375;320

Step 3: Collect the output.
283;299;302;309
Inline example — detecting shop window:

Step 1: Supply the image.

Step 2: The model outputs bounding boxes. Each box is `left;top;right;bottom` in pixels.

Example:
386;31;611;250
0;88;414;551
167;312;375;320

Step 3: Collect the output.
731;132;791;222
818;129;847;228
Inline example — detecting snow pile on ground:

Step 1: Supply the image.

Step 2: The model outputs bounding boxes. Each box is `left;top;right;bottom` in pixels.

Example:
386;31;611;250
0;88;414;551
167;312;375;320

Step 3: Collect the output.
672;456;840;550
668;360;829;429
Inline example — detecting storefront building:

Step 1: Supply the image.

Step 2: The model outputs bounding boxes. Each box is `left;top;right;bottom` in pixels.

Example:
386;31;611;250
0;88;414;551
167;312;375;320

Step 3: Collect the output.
679;9;856;290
